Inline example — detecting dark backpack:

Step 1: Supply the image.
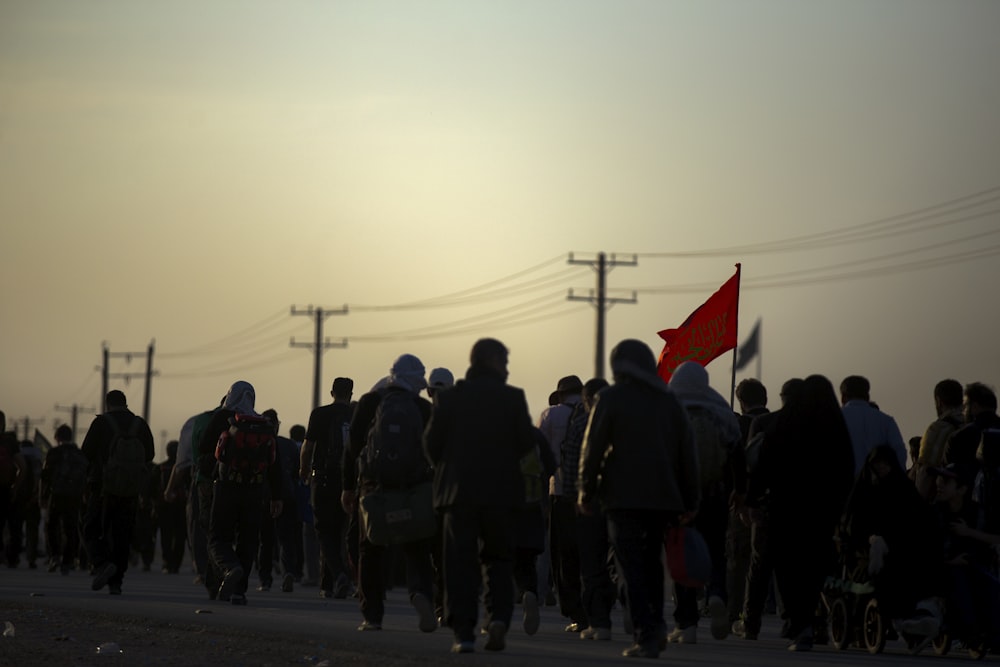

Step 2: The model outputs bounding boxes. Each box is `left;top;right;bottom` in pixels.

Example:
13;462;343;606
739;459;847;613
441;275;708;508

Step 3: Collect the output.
214;414;276;484
102;416;148;497
316;404;352;481
50;447;88;498
688;407;729;487
363;390;426;488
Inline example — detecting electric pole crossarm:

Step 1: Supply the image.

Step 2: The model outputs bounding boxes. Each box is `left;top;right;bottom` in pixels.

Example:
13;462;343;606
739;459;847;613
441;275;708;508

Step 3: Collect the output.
290;305;349;410
566;252;639;379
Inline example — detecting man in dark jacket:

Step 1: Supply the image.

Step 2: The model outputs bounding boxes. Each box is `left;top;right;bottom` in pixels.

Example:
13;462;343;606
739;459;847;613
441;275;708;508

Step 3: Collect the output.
946;382;1000;466
424;338;536;654
300;376;355;598
41;424;87;574
81;390;156;594
578;339;700;659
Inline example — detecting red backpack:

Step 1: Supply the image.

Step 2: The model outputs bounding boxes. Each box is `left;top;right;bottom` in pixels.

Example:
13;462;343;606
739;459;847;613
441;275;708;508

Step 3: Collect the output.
215;414;276;484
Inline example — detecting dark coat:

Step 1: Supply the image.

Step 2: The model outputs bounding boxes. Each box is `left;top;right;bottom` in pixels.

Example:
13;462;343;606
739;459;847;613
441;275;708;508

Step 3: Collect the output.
80;408;155;492
423;365;535;510
578;378;700;513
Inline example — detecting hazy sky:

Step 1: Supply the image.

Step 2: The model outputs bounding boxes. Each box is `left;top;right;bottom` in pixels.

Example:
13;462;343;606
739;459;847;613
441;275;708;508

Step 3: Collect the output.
2;0;999;460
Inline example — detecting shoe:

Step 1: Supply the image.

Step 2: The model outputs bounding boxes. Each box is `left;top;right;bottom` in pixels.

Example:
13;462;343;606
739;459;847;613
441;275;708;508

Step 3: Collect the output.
667;625;697;644
564;622;584;633
91;562;117;591
218;566;244;602
581;626;612;640
898;613;940;638
622;643;660;658
732;619;758;640
484;621;506;651
787;629;814;652
412;593;437;633
319;589;333;599
333;573;351;599
108;584;122;595
451;640;475;653
522;592;540;636
281;573;294;593
48;561;58;573
357;620;382;631
709;595;729;640
230;594;247;606
256;581;271;592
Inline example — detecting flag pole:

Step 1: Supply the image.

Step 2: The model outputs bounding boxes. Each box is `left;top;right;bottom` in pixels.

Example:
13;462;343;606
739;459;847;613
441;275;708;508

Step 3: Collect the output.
729;263;741;408
756;320;763;380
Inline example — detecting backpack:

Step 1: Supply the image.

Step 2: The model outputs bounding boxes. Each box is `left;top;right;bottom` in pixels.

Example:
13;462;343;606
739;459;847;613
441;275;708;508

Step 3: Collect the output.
214;413;276;484
363;390;426;488
102;416;148;497
316;404;352;480
50;447;88;498
520;446;544;506
688;407;729;488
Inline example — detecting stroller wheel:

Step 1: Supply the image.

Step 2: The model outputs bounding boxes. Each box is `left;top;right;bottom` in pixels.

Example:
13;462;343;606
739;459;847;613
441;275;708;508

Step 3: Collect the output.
829;598;851;650
862;598;886;654
932;631;951;656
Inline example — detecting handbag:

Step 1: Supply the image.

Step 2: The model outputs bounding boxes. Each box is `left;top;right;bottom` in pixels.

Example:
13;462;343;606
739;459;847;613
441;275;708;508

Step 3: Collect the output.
664;525;711;588
359;481;436;546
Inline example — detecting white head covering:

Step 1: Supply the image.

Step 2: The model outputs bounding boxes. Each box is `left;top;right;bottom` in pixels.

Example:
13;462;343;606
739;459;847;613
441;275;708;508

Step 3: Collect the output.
223;380;257;415
388;354;427;393
668;362;741;443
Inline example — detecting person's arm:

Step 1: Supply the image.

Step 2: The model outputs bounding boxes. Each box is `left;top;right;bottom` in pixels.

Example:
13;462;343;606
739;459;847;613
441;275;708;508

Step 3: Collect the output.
887;416;907;470
299;439;316;484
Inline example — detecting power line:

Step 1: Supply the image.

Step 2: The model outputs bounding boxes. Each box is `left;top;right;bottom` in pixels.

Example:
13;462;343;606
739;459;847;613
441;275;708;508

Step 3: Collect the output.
348;293;577;342
158;308;290;358
347;254;573;311
158;349;302;380
631;184;1000;258
618;239;1000;295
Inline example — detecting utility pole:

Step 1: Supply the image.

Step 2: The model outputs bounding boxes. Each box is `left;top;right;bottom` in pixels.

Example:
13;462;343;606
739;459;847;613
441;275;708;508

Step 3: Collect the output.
15;416;44;442
100;341;159;420
54;403;97;440
567;252;638;379
290;305;348;411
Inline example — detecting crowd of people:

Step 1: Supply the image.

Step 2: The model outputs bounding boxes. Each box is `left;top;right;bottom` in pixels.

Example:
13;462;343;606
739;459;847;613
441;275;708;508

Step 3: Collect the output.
1;338;999;658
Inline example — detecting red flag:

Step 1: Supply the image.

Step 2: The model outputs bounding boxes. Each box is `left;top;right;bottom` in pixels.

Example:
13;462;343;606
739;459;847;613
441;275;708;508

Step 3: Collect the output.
656;265;741;383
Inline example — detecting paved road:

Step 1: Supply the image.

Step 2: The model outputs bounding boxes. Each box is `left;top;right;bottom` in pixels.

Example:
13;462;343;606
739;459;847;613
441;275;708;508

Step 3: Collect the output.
0;566;981;665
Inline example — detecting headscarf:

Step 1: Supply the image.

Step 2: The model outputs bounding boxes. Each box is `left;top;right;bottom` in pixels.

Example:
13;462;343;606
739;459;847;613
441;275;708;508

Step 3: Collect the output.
388;354;427;393
668;361;741;444
609;339;669;394
223;380;257;415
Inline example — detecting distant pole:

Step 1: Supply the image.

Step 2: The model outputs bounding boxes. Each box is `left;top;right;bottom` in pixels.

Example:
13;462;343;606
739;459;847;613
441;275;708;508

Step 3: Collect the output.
103;343;158;420
101;344;109;411
143;339;155;422
756;322;763;380
567;252;638;379
291;305;348;410
55;403;96;440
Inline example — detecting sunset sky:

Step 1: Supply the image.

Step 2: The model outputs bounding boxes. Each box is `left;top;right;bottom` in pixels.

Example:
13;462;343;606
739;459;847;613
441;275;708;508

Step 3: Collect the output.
2;0;999;460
